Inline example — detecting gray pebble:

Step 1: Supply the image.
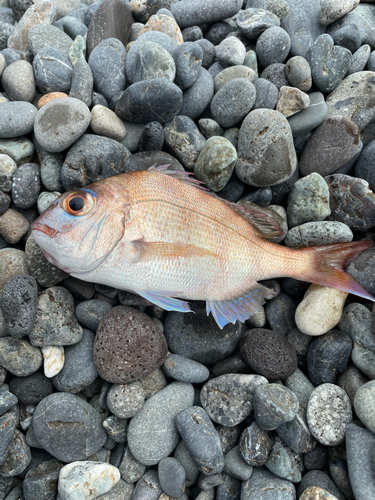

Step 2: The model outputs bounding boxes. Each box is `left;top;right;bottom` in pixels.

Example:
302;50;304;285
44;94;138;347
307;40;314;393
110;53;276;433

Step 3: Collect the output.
236;108;297;187
252;78;278;110
216;474;241;500
241;466;295;500
182;25;203;42
52;329;98;393
355;139;375;192
162;354;209;383
62;15;88;39
138;121;164;152
256;26;291;67
9;372;52;405
200;374;267;427
28;23;73;56
0;389;17;416
32;138;64;192
0;154;17;192
118;445;146;484
239;421;274;466
11;162;41;209
223;445;252;481
107;382;145;419
29;286;83;347
69;58;94;108
173;41;203;89
163;115;205;170
33;392;107;462
131;470;162;500
354;379;375;433
1;60;35;102
127;382;194;465
198;119;224;139
0;101;37;139
179;66;214;119
237;8;280;40
285;56;312;91
0;337;42;376
346;422;375;500
0;274;38;339
346;43;371;76
337;364;369;405
288;92;328;137
176;406;224;475
307;383;352;446
158;457;185;498
171;0;242;29
214;65;256;93
260;62;290;89
276;408;316;454
332;24;361;52
284;368;315;410
210;78;256;128
0;428;31;477
265;440;301;483
102;415;127;443
173;440;199;487
88;38;126;102
254;383;299;431
215;36;246;67
75;299;112;332
297;470;345;500
0;408;17;464
284;221;353;248
33;47;73;94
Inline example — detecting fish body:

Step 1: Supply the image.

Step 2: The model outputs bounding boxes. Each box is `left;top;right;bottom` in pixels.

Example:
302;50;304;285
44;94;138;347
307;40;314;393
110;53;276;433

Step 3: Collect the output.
31;166;374;328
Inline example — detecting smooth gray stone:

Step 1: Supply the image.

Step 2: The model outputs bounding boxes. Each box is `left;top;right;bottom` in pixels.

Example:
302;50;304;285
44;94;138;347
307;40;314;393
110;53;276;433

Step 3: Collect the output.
171;0;242;29
285;55;312;92
0;102;37;139
69;57;93;107
265;440;301;482
355;139;375;192
158;457;185;498
28;23;73;56
241;467;295;500
23;458;62;500
62;15;88;39
179;67;214;120
162;354;209;384
276;408;316;454
210;78;256;128
32;138;64;192
88;38;126;103
0;337;42;376
173;41;203;89
254;384;299;431
337;364;370;405
354;380;375;433
127;382;194;465
284;368;314;410
118;445;146;484
176;406;224;475
297;470;345;500
0;389;17;417
33;46;73;94
223;445;252;481
1;60;35;102
173;440;199;487
75;299;112;332
237;8;280;40
0;409;17;464
252;78;278;110
281;8;313;58
288;92;328;137
346;422;375;500
132;41;175;83
131;470;162;500
256;26;291;67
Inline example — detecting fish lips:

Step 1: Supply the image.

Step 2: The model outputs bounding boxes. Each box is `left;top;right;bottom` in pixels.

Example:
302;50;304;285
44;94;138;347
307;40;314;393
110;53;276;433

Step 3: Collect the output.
31;221;59;238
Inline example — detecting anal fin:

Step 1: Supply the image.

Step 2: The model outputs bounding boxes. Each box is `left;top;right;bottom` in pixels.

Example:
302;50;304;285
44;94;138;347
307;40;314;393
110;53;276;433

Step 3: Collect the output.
134;290;191;313
206;283;276;329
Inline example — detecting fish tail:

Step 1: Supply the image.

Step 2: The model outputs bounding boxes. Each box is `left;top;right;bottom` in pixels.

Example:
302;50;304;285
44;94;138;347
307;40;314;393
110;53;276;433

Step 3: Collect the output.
300;240;375;301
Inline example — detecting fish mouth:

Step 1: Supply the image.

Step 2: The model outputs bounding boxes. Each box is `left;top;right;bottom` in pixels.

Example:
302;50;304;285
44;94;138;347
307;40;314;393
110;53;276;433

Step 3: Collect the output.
31;222;59;238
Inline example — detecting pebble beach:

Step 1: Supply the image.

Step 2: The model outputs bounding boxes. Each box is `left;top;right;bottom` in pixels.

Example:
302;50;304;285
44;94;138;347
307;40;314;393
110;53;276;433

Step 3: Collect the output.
1;0;375;498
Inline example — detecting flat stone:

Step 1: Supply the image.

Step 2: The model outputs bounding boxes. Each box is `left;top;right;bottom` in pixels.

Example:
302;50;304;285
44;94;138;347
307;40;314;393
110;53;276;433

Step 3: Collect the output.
158;457;185;499
256;26;291;67
210;78;256;128
171;0;242;29
132;41;176;83
284;221;353;248
127;382;194;465
236;109;297;187
252;78;279;110
28;23;73;56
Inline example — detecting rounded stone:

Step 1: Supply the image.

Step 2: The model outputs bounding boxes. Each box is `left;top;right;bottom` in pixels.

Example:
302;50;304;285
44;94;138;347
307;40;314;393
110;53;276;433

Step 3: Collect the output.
33;46;73;94
253;383;299;431
0;154;17;192
354;139;375;192
33;393;107;462
252;78;279;110
170;0;242;29
9;372;53;405
133;40;176;83
354;380;375;434
179;67;214;120
0;208;29;244
236;109;297;187
288;92;328;138
69;58;94;108
285;368;314;411
0;248;28;293
88;38;126;102
307;329;352;386
295;285;348;337
0;101;37;139
163;305;243;366
28;23;73;57
138;121;164;152
75;299;113;332
236;8;280;39
265;440;302;483
256;27;291;67
276;408;316;454
158;457;185;498
0;428;31;477
115;79;182;124
34;97;90;153
210;78;256;128
285;56;312;91
337;364;369;405
284;221;353;248
90;105;126;141
297;470;345;500
299;486;342;500
215;37;246;67
93;306;168;384
29;286;83;347
214;65;256;94
0;274;38;339
37;191;61;215
127;382;194;465
51;329;98;393
194;136;237;192
260;62;290;89
0;337;42;376
1;60;35;102
241;464;295;500
106;382;145;419
11;162;41;209
307;383;352;446
23;459;62;500
240;328;298;380
200;374;268;427
346;422;375;500
162;354;209;384
173;41;203;89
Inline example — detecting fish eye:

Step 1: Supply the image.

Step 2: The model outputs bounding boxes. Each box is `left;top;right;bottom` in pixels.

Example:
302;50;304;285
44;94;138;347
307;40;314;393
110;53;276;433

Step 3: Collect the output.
63;191;95;216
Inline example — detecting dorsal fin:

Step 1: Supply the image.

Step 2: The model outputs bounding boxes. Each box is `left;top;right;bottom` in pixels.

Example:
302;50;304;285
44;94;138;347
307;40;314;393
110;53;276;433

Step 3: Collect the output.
148;164;209;192
227;202;284;239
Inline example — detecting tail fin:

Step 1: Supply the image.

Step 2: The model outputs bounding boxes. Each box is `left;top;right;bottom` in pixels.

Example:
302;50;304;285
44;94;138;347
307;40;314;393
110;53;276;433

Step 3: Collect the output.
300;240;375;301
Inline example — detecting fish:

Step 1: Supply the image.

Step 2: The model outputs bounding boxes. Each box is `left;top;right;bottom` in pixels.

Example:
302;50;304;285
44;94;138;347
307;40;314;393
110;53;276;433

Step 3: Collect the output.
31;165;374;329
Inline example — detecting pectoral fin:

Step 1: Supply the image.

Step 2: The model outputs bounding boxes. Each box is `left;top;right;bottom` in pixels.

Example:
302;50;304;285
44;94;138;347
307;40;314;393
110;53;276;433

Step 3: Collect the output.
206;283;276;329
131;239;216;263
134;290;191;312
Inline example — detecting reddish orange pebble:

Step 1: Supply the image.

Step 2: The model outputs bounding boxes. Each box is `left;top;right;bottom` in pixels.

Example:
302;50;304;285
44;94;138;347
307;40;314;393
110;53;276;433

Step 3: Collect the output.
37;92;68;109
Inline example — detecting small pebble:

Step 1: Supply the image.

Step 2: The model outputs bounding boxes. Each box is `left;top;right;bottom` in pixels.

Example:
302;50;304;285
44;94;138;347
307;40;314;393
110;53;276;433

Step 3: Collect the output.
162;353;209;383
41;345;65;378
106;382;145;419
241;467;295;500
11;162;41;209
276;86;310;118
253;383;299;431
239;421;274;466
90;105;127;141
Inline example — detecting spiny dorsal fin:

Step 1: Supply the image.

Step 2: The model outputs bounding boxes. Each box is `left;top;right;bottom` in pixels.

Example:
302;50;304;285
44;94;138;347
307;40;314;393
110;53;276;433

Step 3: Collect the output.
148;164;209;192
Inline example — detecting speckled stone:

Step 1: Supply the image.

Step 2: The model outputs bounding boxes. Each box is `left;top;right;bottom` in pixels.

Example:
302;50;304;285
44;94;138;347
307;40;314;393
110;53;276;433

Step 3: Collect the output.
131;470;162;500
200;374;267;427
93;306;168;384
69;58;94;108
237;8;280;39
118;444;147;483
127;382;194;465
0;248;28;293
236;109;297;187
25;234;68;287
0;337;42;376
158;457;185;498
346;422;375;500
132;41;176;83
285;368;314;410
239;421;274;466
307;383;352;446
11;162;40;209
0;209;29;244
285;56;312;91
0;428;31;477
252;78;279;110
276;86;310;118
240;328;297;380
210;78;256;128
299;486;341;500
1;60;35;102
0;102;37;139
107;382;145;419
284;221;353;248
276;407;316;454
215;36;246;67
297;470;345;500
173;41;202;89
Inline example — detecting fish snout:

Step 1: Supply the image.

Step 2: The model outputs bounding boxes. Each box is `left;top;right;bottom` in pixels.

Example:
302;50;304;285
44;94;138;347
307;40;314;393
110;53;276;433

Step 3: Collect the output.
31;221;58;238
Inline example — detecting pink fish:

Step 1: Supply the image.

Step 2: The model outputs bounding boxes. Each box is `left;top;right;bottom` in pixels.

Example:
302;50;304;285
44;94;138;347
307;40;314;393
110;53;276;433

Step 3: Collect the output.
31;165;374;328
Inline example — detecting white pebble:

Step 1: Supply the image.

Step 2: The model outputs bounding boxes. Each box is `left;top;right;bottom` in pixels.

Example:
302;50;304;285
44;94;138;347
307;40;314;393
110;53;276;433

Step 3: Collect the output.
42;345;65;378
295;284;348;336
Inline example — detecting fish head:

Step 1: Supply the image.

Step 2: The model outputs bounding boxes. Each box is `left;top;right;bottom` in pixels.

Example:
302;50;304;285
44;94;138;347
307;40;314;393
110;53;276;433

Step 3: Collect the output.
31;183;127;275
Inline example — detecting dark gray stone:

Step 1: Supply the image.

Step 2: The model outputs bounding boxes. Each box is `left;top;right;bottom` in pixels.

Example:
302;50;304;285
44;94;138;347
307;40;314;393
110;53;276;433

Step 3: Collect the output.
69;58;93;108
131;470;162;500
223;445;253;481
171;0;242;29
355;139;375;192
182;25;203;42
252;78;278;110
0;274;38;339
9;372;52;405
276;408;316;454
346;422;375;500
0;409;17;465
88;38;126;103
176;406;224;475
115;79;182;124
297;470;345;500
332;24;361;53
288;92;328;137
0;102;37;139
200;374;267;427
329;457;354;500
237;8;280;39
61;134;131;190
162;353;209;384
52;329;98;393
32;392;107;462
260;62;290;89
337;364;369;405
173;41;203;89
0;428;31;477
173;440;199;487
138;121;164;152
256;26;291;67
179;67;214;120
264;291;297;334
123;151;183;173
33;46;73;94
62;15;88;39
0;389;17;417
118;445;146;484
11;162;40;209
303;445;328;471
281;8;314;58
23;459;63;500
75;299;112;332
0;337;42;376
132;41;175;83
102;415;127;443
210;78;256;128
239;422;274;466
158;457;185;498
241;467;295;500
253;383;299;431
205;21;234;46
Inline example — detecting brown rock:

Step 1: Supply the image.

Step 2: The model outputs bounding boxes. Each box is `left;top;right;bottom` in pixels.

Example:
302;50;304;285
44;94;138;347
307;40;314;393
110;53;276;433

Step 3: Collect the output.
300;116;361;177
94;306;168;383
86;0;133;56
299;486;340;500
138;14;183;44
37;92;68;109
325;173;375;231
0;209;29;244
0;248;28;293
276;86;310;118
